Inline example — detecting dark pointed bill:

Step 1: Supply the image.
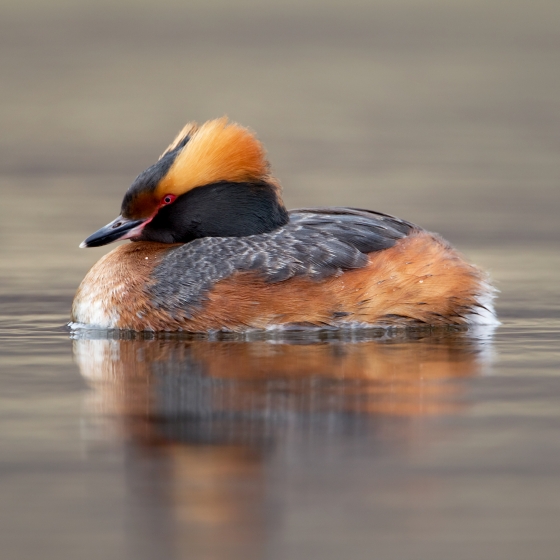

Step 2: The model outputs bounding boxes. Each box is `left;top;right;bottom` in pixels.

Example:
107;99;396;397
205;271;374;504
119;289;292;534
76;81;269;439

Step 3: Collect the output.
79;215;146;248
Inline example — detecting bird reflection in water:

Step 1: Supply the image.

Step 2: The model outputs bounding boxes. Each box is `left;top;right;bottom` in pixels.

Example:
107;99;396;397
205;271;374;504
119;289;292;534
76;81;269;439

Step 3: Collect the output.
73;328;494;559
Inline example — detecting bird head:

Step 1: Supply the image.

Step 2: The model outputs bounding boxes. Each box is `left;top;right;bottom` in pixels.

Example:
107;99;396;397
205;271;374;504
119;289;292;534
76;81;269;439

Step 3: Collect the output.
81;117;287;248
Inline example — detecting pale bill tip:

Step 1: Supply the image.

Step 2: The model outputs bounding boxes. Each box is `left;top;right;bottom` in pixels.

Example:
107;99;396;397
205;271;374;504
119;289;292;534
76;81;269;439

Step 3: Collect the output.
79;240;87;249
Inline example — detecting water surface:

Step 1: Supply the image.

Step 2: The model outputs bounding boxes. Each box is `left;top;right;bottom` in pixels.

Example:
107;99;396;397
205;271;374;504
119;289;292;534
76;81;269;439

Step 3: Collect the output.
1;1;560;559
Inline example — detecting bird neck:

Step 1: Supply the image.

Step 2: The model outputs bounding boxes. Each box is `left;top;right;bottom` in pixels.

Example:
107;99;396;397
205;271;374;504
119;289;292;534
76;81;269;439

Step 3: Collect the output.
140;180;289;244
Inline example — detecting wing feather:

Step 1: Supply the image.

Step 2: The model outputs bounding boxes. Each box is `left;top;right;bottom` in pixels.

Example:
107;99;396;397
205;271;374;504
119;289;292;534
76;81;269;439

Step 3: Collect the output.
148;208;417;314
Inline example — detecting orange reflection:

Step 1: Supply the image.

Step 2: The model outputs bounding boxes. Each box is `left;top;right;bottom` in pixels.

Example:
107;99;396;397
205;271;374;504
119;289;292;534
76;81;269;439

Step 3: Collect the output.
75;330;492;426
74;329;494;559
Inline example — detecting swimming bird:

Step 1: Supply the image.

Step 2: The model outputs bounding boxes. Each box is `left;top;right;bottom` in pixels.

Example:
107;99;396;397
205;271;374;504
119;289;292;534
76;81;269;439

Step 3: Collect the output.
72;117;496;332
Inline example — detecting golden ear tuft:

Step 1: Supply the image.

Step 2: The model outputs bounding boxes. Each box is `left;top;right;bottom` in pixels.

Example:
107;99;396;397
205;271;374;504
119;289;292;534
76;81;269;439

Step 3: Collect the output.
156;117;271;197
159;122;199;159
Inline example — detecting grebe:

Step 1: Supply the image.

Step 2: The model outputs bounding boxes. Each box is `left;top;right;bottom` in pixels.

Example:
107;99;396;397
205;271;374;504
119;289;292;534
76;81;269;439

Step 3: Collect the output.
72;118;496;332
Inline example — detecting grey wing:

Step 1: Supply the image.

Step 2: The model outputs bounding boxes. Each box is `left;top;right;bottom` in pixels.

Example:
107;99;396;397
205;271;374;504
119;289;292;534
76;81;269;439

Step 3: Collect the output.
288;207;416;252
149;207;416;312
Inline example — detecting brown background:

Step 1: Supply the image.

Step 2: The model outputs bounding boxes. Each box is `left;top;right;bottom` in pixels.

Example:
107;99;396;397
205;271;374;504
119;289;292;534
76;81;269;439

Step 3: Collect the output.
1;2;560;560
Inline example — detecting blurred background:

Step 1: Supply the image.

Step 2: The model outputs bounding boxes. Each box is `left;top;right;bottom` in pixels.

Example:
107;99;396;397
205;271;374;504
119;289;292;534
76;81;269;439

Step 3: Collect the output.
2;0;559;293
1;1;560;559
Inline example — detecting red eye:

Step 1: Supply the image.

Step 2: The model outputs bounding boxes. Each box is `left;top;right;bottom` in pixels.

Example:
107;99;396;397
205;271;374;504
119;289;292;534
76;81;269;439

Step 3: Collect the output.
161;194;176;205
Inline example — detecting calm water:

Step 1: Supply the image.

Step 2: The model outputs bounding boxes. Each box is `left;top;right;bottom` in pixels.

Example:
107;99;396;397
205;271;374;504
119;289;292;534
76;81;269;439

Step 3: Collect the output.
2;1;560;559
